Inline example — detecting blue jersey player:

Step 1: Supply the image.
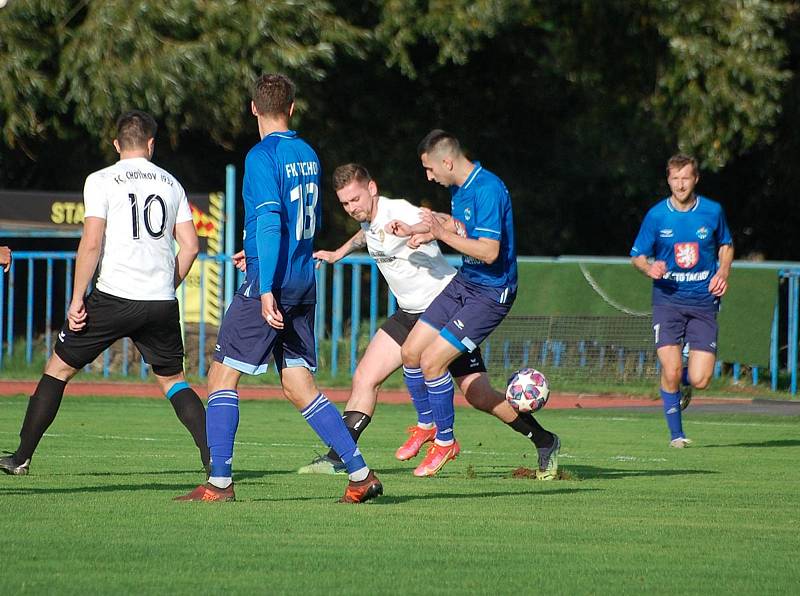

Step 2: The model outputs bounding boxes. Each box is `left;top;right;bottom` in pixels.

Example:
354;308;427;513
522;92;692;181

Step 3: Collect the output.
385;130;560;478
176;74;382;503
631;154;733;448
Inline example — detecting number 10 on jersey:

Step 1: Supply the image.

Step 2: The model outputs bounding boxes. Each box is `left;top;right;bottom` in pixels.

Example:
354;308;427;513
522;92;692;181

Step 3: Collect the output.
290;182;318;241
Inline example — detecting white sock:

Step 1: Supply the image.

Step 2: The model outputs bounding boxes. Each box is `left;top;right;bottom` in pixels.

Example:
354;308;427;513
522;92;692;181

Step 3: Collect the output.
417;422;435;430
434;439;454;447
348;466;369;482
208;476;232;489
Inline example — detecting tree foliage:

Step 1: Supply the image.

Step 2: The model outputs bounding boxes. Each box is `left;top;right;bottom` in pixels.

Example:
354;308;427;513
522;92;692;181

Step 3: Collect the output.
0;0;797;258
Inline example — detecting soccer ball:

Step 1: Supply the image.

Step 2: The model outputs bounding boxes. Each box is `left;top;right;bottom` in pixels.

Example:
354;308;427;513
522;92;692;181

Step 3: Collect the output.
505;368;550;413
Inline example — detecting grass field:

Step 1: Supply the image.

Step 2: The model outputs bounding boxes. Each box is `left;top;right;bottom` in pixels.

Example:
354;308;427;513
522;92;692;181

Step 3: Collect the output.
1;395;798;595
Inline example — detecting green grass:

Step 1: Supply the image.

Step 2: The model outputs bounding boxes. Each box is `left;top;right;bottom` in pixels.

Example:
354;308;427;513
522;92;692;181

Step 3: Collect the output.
1;396;799;594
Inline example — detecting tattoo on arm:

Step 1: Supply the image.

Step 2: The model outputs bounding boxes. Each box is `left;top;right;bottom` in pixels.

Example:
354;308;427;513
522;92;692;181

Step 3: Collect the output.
350;230;366;251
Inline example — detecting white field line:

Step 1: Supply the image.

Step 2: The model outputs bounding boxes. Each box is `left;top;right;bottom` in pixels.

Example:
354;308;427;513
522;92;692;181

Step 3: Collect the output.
566;415;798;429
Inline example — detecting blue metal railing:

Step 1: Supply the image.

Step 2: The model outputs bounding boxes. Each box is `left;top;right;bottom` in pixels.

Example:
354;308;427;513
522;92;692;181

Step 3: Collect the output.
1;251;799;394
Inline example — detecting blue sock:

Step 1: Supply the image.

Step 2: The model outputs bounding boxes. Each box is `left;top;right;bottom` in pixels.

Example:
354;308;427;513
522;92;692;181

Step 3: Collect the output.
425;373;455;443
207;389;239;479
301;394;367;475
681;367;690;386
403;366;434;425
660;388;684;440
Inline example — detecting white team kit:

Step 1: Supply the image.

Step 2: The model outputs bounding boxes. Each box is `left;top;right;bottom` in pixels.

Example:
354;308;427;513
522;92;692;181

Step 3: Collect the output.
361;196;455;313
83;157;193;300
54;157;192;376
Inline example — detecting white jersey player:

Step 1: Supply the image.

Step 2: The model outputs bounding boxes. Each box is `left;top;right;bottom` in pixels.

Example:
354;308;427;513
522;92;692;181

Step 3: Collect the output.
1;110;210;478
291;163;560;480
85;158;192;300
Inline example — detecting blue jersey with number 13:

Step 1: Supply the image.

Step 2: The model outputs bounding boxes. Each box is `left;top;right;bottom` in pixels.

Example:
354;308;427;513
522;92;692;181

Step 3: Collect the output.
241;130;321;304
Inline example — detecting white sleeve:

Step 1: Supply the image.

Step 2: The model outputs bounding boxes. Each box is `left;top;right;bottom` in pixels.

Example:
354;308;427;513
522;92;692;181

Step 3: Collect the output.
83;173;108;219
175;186;193;224
394;199;423;224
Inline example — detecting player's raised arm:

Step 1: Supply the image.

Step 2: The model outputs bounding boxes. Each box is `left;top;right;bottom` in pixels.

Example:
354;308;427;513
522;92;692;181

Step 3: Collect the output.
419;207;500;264
313;229;366;268
174;220;200;288
69;216;106;331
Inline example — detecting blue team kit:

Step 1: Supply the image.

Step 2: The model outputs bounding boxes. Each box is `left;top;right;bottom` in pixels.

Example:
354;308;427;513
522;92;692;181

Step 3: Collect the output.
214;130;322;373
630;195;732;309
421;163;518;352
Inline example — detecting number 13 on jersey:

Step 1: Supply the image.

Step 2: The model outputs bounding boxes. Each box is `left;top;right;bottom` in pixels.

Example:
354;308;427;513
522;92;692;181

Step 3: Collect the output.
290;182;318;241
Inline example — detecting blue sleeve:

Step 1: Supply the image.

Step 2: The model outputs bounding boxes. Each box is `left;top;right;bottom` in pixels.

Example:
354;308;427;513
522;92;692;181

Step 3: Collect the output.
246;149;281;218
630;210;656;257
257;212;281;294
716;205;733;246
472;183;503;240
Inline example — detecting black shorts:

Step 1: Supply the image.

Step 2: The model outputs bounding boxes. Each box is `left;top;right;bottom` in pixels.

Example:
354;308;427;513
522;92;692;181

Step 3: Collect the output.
55;289;185;376
380;309;486;377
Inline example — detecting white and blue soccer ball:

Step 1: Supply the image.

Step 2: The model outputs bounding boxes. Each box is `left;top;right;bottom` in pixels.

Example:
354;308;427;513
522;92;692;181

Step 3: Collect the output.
505;368;550;413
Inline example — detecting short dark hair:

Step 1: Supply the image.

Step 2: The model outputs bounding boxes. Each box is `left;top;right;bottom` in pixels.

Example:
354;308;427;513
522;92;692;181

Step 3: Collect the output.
115;110;157;151
417;129;461;157
332;163;371;191
252;73;295;117
666;154;699;176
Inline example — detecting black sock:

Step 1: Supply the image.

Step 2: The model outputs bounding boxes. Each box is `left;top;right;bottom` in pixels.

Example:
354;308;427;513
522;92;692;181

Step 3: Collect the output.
16;374;68;462
326;410;372;463
507;413;554;449
169;387;210;468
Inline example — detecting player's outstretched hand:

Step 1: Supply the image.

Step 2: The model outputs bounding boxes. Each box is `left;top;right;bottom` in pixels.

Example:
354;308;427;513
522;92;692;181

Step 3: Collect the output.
0;246;11;272
313;250;339;268
407;233;434;249
384;219;412;237
67;300;87;332
232;250;247;272
261;292;284;329
647;260;667;280
708;272;728;297
419;208;444;239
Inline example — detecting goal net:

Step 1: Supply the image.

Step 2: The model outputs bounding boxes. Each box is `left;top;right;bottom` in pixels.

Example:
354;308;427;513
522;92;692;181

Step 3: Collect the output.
482;315;659;386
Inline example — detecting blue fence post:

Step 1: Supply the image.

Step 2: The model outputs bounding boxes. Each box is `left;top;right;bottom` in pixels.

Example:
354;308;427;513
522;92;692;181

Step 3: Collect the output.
224;164;236;311
771;297;779;391
387;292;397;317
25;258;34;364
732;362;741;384
0;271;4;370
316;261;327;343
198;256;207;379
45;258;53;357
331;263;344;378
122;337;129;377
788;273;799;395
350;264;362;376
369;263;378;338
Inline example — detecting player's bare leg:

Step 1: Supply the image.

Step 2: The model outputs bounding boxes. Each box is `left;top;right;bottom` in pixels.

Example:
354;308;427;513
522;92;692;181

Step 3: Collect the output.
457;372;559;478
657;345;692;447
687;349;715;390
299;331;401;474
282;366;382;503
1;353;78;475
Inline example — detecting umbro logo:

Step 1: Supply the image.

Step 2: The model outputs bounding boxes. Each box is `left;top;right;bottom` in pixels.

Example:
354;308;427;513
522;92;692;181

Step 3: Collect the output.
214;344;221;352
454;319;464;330
58;331;65;343
659;229;674;238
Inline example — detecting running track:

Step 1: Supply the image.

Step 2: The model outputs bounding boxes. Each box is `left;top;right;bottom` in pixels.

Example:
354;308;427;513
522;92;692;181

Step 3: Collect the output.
0;380;752;410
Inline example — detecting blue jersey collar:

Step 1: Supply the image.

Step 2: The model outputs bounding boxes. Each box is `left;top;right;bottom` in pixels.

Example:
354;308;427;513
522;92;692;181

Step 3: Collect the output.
461;161;483;190
266;130;297;140
665;195;701;213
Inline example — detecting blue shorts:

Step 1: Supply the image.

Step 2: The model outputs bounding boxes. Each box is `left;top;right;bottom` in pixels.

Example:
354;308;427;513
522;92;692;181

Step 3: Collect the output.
214;294;317;374
420;276;514;353
652;304;718;354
